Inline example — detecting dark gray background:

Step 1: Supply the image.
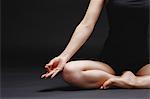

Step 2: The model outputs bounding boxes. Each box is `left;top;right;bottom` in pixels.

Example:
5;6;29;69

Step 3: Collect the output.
1;0;150;99
2;0;108;61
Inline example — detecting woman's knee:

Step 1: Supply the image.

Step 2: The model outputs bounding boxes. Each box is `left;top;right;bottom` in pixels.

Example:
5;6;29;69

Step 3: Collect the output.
136;64;150;76
62;61;82;84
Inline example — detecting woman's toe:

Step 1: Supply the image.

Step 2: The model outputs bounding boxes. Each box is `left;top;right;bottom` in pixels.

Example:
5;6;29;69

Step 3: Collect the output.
103;78;115;89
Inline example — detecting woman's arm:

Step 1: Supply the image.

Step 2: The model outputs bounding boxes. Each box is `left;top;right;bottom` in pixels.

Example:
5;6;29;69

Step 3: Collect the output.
59;0;105;61
41;0;106;79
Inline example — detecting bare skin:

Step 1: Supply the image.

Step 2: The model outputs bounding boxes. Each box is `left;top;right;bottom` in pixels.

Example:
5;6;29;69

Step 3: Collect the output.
41;0;150;89
42;58;150;89
102;71;138;89
62;60;116;89
62;61;150;89
102;64;150;89
41;0;105;80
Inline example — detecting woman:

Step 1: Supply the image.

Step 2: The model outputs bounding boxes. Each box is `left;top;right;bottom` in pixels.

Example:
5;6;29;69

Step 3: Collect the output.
41;0;150;89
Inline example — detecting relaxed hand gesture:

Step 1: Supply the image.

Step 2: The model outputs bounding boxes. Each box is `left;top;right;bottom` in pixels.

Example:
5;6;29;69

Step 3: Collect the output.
41;56;68;79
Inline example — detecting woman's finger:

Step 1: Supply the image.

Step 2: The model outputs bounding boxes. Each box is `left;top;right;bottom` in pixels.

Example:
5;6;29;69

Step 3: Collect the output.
51;62;64;78
47;57;58;66
45;58;58;71
99;86;104;89
51;69;60;79
41;74;46;78
45;70;55;78
45;60;55;71
45;62;53;67
45;65;51;72
41;72;48;78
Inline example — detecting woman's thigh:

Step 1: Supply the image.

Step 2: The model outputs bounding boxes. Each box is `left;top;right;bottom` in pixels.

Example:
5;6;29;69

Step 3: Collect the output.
136;63;150;76
63;60;116;75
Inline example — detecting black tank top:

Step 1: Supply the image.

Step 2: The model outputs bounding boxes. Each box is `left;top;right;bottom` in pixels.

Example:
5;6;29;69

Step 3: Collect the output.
99;0;149;74
107;0;149;8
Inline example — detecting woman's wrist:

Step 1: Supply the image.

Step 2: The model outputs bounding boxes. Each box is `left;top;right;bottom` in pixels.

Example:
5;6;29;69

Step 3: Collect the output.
59;51;71;62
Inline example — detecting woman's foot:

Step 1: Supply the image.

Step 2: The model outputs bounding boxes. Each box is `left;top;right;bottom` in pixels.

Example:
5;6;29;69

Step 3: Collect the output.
135;76;150;88
101;71;137;89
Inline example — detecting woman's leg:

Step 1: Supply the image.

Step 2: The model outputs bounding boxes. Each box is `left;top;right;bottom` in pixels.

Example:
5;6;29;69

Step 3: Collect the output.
102;64;150;89
102;71;137;89
136;63;150;76
62;60;117;89
135;63;150;88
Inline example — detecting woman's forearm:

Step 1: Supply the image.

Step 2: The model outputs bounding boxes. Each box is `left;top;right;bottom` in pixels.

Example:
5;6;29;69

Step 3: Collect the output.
59;0;105;61
59;23;94;61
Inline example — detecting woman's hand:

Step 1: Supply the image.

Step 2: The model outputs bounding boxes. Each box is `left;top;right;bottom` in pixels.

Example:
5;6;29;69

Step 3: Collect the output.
41;56;68;79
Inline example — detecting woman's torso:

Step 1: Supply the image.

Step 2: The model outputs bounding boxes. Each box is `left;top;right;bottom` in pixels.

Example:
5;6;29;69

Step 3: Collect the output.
99;0;149;74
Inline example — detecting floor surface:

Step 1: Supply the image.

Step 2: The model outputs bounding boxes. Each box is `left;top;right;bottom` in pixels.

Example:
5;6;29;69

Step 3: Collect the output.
1;57;150;99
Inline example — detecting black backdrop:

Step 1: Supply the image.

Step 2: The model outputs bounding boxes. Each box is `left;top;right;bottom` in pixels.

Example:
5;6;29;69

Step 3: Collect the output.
1;1;109;97
2;0;109;69
1;0;150;99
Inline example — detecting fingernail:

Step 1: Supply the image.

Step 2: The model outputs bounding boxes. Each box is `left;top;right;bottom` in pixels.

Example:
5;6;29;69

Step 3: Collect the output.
51;76;53;79
41;75;44;78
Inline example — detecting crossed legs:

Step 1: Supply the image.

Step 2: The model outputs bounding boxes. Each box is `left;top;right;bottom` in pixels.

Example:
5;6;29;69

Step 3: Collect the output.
62;60;150;89
135;64;150;88
62;60;116;89
103;63;150;89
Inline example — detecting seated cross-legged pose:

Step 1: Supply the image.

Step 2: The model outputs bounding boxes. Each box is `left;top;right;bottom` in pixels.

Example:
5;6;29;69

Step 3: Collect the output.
41;0;150;89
